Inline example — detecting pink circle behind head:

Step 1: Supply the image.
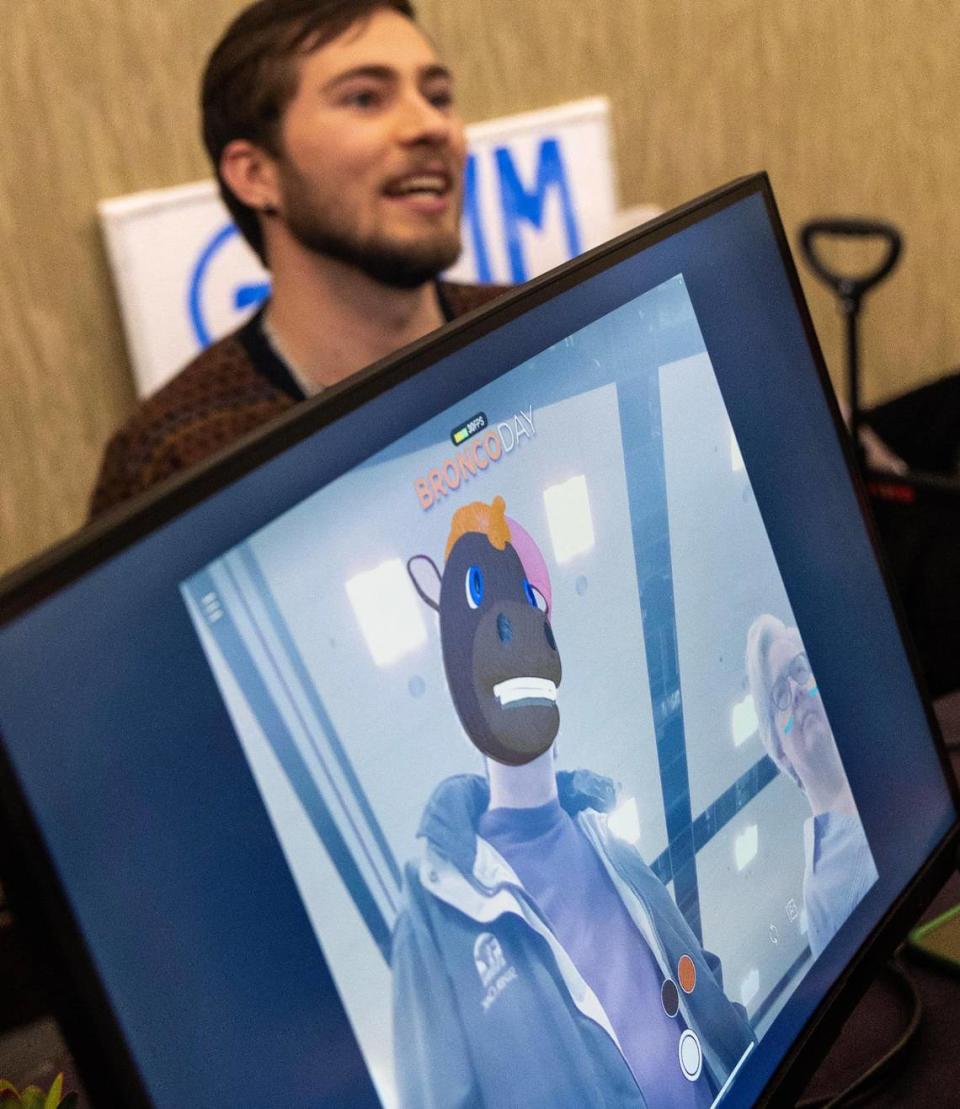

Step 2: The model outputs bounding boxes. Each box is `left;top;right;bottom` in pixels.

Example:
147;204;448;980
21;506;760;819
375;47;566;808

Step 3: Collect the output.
506;516;552;613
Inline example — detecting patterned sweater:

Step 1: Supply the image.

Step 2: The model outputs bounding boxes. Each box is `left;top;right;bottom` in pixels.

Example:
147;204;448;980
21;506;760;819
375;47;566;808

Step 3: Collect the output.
89;281;506;519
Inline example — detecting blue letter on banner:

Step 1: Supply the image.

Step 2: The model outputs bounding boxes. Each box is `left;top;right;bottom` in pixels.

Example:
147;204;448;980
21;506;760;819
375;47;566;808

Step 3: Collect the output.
495;137;582;282
461;153;493;284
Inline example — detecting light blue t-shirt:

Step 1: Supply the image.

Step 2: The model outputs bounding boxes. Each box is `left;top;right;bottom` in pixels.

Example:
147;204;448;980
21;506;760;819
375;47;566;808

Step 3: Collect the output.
803;810;879;958
479;799;712;1106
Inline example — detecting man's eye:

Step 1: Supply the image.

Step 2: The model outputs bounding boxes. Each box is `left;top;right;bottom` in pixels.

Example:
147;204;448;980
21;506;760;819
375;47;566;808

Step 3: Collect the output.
422;84;454;110
344;89;381;109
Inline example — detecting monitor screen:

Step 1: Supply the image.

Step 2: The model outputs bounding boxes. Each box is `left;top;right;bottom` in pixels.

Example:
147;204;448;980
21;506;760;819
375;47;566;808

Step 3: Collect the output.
1;176;956;1108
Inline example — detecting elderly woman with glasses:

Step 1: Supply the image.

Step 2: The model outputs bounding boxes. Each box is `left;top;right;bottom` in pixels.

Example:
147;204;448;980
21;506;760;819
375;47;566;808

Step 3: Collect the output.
745;614;878;959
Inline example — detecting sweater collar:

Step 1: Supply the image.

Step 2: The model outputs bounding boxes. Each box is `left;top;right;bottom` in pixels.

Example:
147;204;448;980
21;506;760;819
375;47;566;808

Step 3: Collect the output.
417;769;618;876
237;280;456;402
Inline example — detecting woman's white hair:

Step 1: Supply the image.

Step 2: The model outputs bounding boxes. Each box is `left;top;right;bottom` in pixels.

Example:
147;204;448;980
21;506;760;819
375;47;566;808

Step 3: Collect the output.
744;614;803;790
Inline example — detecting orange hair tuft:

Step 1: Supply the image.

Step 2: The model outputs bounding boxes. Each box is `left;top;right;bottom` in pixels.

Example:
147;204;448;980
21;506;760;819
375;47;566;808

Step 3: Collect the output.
445;496;512;561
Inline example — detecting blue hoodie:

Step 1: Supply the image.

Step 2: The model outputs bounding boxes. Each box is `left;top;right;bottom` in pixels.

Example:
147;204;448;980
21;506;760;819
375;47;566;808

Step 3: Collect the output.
391;770;755;1108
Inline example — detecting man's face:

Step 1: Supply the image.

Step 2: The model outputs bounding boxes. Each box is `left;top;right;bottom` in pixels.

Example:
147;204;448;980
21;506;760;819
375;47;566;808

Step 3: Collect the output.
272;8;466;287
766;632;835;789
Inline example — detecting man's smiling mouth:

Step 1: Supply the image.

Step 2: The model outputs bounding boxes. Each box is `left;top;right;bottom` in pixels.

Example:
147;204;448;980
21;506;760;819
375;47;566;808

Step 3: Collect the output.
384;172;451;197
492;677;558;708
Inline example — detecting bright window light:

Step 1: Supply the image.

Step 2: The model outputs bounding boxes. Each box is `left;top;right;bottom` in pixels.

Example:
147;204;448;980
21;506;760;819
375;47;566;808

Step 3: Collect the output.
543;475;595;564
346;559;427;667
731;695;758;747
734;824;759;871
730;428;745;472
740;968;760;1006
608;797;641;845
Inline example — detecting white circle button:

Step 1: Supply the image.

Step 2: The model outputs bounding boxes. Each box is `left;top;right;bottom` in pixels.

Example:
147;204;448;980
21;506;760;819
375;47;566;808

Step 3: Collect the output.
678;1029;703;1082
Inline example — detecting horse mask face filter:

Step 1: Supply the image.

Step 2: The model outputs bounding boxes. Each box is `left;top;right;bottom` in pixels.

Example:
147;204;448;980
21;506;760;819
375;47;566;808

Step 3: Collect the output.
408;497;562;766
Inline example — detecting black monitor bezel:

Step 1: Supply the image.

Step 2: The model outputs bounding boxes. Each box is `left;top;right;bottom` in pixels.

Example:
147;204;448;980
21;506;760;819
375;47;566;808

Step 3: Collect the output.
1;172;957;1108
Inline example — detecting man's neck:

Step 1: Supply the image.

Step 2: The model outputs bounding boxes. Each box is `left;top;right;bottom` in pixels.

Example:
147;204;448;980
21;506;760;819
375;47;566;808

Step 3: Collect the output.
486;748;559;811
806;777;857;819
264;243;446;394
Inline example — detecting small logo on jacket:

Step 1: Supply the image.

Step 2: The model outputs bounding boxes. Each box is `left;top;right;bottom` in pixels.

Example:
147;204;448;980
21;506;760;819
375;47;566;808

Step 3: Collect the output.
474;933;506;986
474;932;518;1012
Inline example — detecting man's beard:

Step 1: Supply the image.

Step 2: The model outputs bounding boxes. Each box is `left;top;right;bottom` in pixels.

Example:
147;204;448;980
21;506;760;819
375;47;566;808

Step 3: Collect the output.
280;167;462;289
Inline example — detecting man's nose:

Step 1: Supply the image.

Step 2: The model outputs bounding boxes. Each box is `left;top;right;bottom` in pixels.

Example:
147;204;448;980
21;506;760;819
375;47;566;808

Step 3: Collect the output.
396;92;457;145
788;675;809;706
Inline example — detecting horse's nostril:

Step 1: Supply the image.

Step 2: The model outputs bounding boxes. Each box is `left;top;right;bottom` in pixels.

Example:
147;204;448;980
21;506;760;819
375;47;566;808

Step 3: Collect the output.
497;613;513;643
544;622;556;651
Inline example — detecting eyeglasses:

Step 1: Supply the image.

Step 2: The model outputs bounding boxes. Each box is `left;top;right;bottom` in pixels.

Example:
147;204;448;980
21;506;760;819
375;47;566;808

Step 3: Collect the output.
771;652;813;712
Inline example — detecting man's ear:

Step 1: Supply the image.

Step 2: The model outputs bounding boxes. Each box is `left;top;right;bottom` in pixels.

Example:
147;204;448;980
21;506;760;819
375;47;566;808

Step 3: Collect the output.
219;139;281;214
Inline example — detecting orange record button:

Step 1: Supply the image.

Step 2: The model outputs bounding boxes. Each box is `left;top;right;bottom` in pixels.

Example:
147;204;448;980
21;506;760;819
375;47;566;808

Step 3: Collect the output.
678;954;696;994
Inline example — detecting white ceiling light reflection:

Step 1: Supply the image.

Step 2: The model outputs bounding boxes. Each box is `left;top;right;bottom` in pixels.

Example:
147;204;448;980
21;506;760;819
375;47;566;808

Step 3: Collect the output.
730;428;745;472
608;797;641;845
734;824;759;871
740;967;760;1007
543;475;595;564
731;694;758;747
346;559;427;667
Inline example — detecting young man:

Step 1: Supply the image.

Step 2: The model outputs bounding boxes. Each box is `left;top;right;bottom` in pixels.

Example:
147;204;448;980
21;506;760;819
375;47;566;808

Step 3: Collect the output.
397;497;755;1107
90;0;503;517
745;615;878;958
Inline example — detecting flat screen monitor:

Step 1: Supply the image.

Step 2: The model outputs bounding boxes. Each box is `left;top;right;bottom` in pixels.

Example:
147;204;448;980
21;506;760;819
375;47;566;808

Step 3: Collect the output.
1;173;957;1108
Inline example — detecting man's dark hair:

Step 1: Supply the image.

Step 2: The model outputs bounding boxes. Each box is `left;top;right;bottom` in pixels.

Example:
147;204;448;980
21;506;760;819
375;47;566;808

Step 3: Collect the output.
202;0;417;266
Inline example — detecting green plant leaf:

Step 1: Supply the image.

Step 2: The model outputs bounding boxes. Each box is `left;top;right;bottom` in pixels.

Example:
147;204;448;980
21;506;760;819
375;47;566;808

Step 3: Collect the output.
43;1076;63;1109
0;1079;20;1095
19;1088;44;1109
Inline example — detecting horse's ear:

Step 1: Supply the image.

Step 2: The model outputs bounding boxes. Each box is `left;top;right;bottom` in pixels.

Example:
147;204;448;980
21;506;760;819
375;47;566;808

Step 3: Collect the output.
407;555;442;612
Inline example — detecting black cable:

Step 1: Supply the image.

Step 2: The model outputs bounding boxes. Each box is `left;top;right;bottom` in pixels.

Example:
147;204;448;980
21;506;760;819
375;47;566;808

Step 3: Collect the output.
795;951;923;1108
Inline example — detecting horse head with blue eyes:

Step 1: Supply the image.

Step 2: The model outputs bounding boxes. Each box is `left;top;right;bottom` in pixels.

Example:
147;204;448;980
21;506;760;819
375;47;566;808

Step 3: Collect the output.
407;495;562;766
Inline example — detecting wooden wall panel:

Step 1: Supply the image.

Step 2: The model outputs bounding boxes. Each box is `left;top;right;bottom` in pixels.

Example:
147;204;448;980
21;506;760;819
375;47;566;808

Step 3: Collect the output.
0;0;246;574
3;0;960;574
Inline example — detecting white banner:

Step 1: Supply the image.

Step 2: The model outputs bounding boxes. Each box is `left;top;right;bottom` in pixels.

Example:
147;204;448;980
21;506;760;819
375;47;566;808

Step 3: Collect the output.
100;97;656;398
